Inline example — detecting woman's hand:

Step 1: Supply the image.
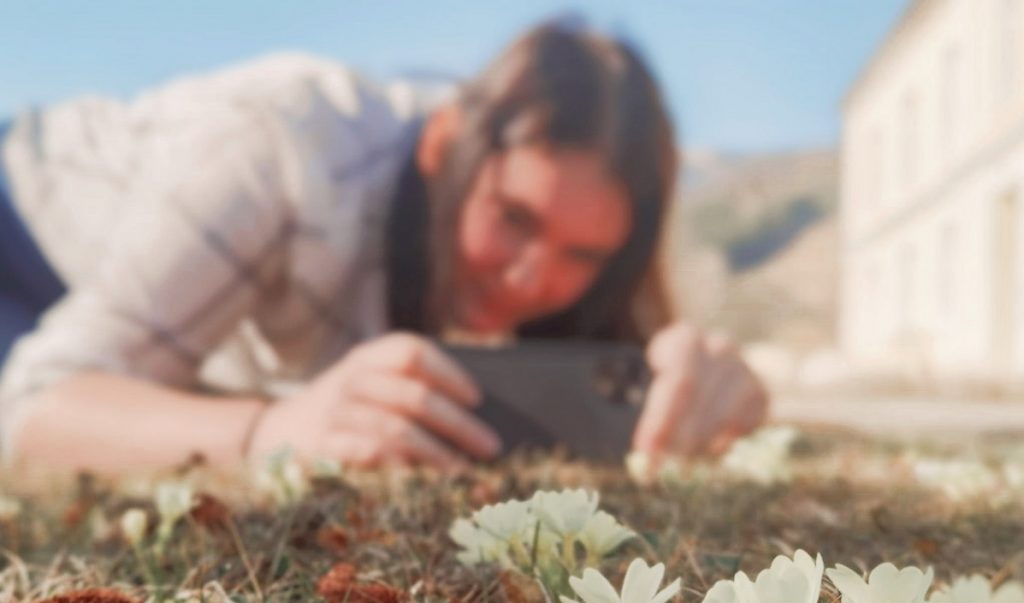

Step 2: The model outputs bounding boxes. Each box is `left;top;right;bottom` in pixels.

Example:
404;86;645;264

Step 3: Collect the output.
632;322;769;461
246;333;502;470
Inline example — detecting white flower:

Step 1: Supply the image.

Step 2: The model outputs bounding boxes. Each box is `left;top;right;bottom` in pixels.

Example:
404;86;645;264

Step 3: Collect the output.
155;481;195;527
912;459;999;502
89;507;114;543
737;550;823;603
531;488;600;537
448;517;511;566
1002;445;1024;493
451;488;630;572
699;550;822;603
927;574;1024;603
451;497;553;568
280;458;309;497
561;558;682;603
721;426;798;485
657;457;687;486
578;510;636;559
254;448;310;506
311;457;342;478
827;562;934;603
626;451;653;484
120;508;148;546
1004;462;1024;490
626;452;687;487
0;494;21;522
474;499;534;541
702;580;739;603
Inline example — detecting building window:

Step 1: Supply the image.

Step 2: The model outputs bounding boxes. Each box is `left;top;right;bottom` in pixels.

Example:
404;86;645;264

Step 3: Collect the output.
937;222;957;313
868;128;883;208
991;188;1019;368
902;91;919;192
876;129;889;207
939;44;960;165
856;263;876;347
899;243;917;332
998;0;1022;105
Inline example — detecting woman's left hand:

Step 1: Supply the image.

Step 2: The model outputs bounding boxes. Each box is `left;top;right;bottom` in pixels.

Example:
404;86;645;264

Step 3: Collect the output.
632;322;769;460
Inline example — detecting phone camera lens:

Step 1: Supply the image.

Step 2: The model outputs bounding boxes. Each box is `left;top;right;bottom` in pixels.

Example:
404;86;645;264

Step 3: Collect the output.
593;353;646;406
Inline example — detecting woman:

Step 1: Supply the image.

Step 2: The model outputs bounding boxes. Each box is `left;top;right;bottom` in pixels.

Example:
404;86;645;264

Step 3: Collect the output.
0;23;767;473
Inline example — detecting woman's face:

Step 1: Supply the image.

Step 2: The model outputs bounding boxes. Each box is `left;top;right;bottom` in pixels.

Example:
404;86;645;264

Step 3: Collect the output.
451;144;631;334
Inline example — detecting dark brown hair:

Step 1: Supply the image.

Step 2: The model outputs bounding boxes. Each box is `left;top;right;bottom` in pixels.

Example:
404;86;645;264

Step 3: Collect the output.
387;20;678;341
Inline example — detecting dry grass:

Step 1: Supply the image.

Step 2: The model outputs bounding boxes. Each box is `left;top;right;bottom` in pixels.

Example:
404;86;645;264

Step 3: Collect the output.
1;429;1022;602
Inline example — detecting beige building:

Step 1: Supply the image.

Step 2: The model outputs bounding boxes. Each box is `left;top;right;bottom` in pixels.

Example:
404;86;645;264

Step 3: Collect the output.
840;0;1024;384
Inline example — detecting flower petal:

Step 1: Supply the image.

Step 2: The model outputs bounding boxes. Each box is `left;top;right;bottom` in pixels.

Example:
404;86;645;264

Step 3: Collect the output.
993;581;1024;603
650;578;682;603
621;559;664;603
570;568;622;603
702;580;739;603
827;565;873;603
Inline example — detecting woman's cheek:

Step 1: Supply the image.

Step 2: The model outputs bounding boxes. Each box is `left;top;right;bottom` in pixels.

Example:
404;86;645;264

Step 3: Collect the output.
458;211;502;269
550;263;598;308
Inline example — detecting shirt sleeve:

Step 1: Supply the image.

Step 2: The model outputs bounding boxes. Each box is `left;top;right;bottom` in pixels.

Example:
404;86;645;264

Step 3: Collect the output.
0;109;293;457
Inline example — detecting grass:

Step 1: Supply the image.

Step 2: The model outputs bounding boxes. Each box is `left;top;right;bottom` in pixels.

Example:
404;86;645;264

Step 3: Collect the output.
1;428;1022;602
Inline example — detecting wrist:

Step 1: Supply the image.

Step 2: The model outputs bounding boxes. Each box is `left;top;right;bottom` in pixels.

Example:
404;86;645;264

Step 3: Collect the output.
240;402;272;463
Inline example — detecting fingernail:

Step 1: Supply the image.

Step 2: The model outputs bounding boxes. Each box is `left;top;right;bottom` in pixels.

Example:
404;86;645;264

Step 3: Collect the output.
482;433;502;457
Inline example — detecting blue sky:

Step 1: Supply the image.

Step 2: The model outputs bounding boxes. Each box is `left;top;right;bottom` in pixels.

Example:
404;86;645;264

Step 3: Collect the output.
1;1;908;153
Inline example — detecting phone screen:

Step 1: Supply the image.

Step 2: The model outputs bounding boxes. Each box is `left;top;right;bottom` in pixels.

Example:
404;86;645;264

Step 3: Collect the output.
442;341;648;462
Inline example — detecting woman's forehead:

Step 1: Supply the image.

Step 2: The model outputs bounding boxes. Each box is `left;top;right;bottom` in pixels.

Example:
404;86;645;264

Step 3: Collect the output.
496;144;631;248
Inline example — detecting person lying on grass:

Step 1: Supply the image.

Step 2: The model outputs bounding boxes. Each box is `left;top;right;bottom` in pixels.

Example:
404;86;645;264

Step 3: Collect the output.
0;21;767;473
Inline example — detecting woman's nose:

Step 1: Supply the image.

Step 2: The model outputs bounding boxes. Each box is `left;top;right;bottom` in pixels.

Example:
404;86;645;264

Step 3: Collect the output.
503;243;553;301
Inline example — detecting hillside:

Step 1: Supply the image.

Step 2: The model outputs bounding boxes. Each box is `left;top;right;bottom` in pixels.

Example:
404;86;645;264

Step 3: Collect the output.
666;148;839;351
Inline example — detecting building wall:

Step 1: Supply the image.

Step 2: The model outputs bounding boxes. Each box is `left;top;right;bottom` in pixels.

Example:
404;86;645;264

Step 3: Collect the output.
840;0;1024;382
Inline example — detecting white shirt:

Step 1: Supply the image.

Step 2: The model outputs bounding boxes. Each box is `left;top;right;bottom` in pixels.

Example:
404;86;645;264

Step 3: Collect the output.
0;52;450;458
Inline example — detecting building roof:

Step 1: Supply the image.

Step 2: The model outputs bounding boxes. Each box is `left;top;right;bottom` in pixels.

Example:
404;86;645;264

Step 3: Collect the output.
842;0;939;112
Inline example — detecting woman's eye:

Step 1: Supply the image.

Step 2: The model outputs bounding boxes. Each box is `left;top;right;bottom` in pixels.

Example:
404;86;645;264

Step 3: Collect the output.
500;203;536;234
566;248;606;267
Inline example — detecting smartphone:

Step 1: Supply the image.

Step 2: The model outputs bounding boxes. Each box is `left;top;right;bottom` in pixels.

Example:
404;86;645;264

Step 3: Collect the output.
442;340;650;462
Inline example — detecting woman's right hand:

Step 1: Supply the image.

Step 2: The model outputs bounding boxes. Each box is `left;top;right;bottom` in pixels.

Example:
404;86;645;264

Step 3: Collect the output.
245;333;502;470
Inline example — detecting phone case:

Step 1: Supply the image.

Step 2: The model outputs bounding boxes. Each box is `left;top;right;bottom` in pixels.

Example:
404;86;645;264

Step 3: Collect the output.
443;341;649;462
